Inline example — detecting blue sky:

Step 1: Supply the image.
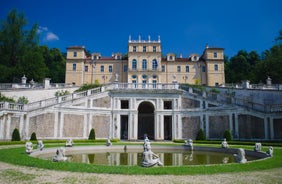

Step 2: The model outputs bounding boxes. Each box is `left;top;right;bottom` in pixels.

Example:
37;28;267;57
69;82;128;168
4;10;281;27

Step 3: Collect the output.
1;0;282;58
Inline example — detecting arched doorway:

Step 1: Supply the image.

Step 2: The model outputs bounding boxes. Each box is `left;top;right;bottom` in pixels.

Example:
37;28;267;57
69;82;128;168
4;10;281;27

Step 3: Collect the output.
138;101;155;140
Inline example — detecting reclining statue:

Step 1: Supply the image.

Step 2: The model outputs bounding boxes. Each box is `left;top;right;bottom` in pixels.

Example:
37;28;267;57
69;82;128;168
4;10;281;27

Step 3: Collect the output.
53;147;67;162
141;138;163;167
233;148;247;163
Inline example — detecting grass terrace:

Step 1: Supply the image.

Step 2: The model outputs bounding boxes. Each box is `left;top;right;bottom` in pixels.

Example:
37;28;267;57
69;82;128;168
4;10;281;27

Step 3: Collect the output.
0;140;281;175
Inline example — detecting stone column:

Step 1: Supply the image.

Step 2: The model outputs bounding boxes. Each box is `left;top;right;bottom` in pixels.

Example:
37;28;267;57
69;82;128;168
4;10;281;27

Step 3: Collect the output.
0;115;5;139
200;114;204;130
205;114;209;139
54;111;59;138
83;114;88;138
269;117;274;140
88;113;93;137
229;113;233;134
24;114;30;140
59;113;64;138
5;115;11;139
19;114;24;139
264;116;269;140
177;114;182;139
234;113;239;139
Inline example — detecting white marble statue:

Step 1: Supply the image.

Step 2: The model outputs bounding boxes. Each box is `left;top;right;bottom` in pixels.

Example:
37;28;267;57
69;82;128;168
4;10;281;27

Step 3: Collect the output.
25;142;33;154
106;138;112;146
221;138;229;149
233;148;247;163
65;139;73;147
254;143;262;152
141;138;163;167
184;138;194;150
37;140;44;151
53;147;67;162
266;146;273;157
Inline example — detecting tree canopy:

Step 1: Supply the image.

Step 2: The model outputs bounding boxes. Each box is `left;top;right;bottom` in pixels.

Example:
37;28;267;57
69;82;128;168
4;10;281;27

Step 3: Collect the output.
0;9;65;83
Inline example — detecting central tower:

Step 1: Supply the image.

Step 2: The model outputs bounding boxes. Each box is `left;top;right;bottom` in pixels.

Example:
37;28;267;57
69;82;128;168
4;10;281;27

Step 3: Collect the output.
128;35;162;86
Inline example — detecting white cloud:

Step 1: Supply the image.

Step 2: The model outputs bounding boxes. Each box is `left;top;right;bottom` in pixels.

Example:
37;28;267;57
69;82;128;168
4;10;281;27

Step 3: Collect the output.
38;25;59;42
45;32;59;41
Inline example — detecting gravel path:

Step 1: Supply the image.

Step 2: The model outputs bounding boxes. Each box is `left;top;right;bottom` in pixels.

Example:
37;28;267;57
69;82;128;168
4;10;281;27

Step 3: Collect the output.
0;161;282;184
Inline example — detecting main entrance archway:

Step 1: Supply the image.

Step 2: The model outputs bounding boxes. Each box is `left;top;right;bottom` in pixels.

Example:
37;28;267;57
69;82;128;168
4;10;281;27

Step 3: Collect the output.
138;101;155;140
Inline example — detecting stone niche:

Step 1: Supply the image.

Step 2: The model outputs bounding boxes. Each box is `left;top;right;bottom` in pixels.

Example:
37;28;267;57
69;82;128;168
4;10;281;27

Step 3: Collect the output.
208;115;229;138
182;116;200;139
29;113;55;138
238;115;264;139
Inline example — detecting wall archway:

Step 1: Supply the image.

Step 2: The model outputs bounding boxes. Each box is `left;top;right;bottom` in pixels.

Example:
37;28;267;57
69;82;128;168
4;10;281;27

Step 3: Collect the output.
138;101;155;140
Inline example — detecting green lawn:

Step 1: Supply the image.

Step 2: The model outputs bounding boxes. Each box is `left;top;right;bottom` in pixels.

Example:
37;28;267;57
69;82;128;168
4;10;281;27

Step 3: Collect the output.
0;142;281;175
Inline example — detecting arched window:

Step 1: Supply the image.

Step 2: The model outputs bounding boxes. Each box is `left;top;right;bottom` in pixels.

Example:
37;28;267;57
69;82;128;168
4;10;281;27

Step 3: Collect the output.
152;59;158;70
142;59;147;70
132;59;137;70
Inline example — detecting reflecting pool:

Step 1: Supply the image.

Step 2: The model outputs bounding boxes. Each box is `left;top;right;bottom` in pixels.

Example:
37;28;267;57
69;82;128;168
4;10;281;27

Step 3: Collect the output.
37;149;257;166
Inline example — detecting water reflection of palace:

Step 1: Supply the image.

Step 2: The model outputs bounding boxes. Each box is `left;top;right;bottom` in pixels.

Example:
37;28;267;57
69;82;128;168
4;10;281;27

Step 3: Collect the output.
64;151;234;166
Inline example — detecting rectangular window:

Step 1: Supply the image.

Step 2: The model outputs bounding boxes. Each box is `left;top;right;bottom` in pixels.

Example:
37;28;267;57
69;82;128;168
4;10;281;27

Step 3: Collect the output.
153;80;157;88
186;66;189;73
109;65;113;72
143;46;146;52
72;63;76;71
73;51;77;57
133;46;136;52
164;101;172;109
142;80;147;88
100;65;104;72
177;66;181;72
84;65;88;72
132;80;136;88
124;65;128;72
214;52;218;58
162;65;165;72
121;100;129;109
202;66;206;72
153;46;156;52
214;64;218;71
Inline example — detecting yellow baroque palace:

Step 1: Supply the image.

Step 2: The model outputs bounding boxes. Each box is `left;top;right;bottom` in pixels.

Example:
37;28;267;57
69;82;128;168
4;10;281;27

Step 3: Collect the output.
65;36;225;86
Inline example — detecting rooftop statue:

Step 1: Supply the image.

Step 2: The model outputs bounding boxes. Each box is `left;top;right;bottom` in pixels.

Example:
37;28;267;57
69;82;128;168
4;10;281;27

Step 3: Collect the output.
53;147;67;162
25;142;33;154
141;137;163;167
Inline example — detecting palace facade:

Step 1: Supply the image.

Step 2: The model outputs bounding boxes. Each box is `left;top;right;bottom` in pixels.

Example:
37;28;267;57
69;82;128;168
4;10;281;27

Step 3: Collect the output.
65;36;225;86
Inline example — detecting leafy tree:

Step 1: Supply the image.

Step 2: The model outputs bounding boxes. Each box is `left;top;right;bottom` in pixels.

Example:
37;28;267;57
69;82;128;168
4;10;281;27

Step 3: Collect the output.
55;90;70;97
88;128;96;140
30;132;37;141
12;128;21;141
223;129;232;141
17;96;29;104
0;93;15;102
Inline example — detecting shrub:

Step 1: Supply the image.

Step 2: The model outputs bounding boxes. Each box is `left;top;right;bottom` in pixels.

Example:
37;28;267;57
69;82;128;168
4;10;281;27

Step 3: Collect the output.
30;132;37;141
223;129;232;141
196;129;206;140
75;83;101;93
11;128;21;141
88;128;95;140
17;96;29;104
